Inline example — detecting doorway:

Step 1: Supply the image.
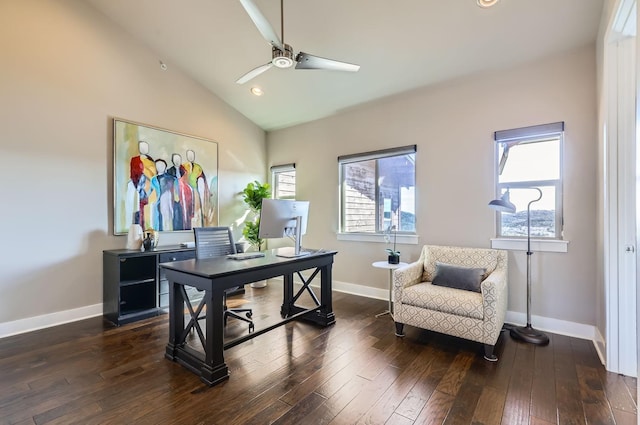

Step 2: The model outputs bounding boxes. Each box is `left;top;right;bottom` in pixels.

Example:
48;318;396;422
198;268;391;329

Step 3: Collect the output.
603;0;637;378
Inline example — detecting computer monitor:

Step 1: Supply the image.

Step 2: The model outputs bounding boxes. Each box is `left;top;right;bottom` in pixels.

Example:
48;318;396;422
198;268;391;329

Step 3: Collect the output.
258;199;310;258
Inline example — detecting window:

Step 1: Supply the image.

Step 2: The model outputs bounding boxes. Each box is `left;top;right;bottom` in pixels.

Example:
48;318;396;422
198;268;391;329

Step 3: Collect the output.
271;163;296;199
494;122;564;239
339;145;416;234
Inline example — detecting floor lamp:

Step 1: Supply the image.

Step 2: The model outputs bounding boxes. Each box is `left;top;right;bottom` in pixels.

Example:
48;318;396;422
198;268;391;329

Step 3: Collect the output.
489;188;550;345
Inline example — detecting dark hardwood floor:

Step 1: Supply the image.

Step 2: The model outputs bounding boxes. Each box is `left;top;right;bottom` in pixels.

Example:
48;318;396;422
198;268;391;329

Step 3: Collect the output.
0;283;636;425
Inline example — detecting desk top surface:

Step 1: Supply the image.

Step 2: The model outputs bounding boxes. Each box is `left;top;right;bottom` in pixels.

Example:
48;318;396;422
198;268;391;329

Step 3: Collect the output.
160;248;337;279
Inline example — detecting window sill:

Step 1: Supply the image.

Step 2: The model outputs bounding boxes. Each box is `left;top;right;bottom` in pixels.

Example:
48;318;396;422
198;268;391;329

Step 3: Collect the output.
337;233;419;245
490;238;568;253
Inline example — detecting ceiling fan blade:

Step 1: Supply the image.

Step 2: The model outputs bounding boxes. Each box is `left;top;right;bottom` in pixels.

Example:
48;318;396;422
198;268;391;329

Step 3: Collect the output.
236;62;274;84
239;0;284;51
295;52;360;72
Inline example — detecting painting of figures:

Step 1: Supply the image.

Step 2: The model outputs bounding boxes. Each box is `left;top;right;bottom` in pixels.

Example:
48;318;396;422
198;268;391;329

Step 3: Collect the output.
113;118;218;235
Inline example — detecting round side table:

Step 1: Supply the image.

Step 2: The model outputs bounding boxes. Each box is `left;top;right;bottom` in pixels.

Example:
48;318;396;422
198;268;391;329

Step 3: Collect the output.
372;261;408;319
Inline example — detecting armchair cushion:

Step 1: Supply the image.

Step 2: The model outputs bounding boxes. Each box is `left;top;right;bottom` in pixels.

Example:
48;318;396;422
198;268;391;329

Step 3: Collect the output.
401;282;484;320
432;262;485;293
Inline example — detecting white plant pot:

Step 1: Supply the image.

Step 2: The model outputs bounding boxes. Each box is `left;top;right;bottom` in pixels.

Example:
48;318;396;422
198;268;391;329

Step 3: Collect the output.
250;280;268;288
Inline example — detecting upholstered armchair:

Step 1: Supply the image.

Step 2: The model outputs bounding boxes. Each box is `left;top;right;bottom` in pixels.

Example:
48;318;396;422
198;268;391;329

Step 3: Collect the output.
393;245;508;361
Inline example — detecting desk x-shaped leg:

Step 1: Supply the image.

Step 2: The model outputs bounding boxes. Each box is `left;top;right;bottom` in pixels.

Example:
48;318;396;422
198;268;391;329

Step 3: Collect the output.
165;275;229;387
281;268;325;320
178;285;207;348
292;269;321;306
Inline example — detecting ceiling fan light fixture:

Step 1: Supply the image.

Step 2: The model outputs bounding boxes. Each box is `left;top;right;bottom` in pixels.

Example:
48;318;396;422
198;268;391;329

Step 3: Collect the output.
272;44;294;68
477;0;499;8
273;57;293;68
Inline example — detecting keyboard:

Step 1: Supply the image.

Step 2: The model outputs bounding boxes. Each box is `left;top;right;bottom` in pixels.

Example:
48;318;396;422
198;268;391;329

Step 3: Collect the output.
226;252;266;260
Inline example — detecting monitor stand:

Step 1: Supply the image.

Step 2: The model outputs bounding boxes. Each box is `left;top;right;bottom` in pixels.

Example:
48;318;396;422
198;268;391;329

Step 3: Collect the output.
275;219;310;258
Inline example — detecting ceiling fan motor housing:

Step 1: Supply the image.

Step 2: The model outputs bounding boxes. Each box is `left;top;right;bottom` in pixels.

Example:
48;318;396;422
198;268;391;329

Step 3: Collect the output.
272;44;294;68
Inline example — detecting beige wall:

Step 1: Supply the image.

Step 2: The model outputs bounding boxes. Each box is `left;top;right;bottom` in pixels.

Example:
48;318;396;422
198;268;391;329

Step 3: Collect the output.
0;0;266;324
0;0;599;331
267;45;598;326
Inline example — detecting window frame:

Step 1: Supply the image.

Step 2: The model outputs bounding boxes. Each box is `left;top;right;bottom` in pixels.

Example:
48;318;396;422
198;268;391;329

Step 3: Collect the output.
493;122;564;240
271;163;296;200
338;145;417;236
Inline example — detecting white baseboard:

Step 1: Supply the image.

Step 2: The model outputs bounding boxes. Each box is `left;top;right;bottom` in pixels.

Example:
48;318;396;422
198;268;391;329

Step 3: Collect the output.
593;327;606;365
308;278;605;357
0;304;103;339
330;279;389;301
0;279;605;364
504;311;597;342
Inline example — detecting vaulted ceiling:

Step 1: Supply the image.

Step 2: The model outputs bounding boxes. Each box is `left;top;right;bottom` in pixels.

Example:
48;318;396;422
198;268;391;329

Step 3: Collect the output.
87;0;604;131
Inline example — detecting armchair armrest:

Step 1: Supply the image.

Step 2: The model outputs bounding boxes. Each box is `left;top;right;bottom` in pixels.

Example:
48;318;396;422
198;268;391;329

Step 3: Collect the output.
480;268;508;324
393;261;423;290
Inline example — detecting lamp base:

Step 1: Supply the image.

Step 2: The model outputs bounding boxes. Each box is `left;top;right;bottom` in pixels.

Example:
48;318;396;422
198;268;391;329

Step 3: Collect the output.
510;325;549;346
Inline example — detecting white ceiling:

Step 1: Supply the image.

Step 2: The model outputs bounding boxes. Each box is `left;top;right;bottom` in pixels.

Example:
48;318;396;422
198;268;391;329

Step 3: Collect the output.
87;0;604;131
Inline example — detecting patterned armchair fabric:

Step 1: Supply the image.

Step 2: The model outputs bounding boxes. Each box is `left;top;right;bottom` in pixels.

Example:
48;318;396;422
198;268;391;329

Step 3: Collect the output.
393;245;508;360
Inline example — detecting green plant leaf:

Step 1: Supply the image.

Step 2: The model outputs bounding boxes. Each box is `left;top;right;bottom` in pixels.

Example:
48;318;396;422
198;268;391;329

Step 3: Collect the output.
242;219;263;250
242;180;271;212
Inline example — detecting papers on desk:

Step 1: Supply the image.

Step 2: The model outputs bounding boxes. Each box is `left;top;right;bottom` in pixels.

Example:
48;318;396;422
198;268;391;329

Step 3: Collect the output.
226;252;266;260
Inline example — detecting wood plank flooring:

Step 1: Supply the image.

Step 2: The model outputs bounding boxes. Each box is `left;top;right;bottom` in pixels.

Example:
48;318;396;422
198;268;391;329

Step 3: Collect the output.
0;283;636;425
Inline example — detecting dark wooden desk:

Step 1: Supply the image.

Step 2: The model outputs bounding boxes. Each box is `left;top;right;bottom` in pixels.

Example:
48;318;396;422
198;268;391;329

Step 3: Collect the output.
160;249;337;386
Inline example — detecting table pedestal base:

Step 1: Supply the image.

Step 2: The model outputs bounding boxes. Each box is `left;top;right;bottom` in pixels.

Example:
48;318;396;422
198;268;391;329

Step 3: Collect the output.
375;309;393;319
372;261;407;320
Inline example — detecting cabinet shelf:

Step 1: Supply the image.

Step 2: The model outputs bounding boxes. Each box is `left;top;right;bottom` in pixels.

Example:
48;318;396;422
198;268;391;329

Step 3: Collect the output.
120;278;156;287
103;246;195;326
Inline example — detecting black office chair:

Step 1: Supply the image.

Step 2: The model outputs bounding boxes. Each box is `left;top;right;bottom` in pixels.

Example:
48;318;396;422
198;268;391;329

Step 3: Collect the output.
193;227;254;332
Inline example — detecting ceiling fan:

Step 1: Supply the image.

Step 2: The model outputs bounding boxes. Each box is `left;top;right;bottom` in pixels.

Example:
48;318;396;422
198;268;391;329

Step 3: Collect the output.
236;0;360;84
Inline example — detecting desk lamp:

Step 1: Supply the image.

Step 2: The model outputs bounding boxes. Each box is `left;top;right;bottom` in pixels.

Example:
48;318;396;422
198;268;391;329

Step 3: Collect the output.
489;188;550;345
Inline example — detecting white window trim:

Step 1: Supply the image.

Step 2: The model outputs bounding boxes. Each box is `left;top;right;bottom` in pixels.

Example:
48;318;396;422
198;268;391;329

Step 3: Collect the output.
490;238;568;253
337;232;419;245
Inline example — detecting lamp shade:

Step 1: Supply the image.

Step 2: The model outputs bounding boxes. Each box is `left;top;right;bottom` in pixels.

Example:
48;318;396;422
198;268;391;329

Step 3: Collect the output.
488;190;516;213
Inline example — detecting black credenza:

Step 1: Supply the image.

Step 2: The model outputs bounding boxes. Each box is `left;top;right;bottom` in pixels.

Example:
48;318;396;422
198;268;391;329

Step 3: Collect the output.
103;246;195;326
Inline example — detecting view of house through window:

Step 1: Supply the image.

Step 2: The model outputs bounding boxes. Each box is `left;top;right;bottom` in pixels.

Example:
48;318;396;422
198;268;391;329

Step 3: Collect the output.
494;122;564;238
271;164;296;199
339;146;416;234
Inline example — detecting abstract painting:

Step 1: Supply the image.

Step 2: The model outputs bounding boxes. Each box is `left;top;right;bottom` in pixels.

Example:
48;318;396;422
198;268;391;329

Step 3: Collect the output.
113;118;218;235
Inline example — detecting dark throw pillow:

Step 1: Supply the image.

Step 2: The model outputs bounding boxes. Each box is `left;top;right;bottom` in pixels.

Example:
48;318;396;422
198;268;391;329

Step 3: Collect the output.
431;262;486;293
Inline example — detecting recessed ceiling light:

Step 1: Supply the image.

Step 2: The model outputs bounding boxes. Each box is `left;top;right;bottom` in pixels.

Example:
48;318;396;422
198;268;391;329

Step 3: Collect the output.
477;0;499;8
159;60;167;71
250;87;264;96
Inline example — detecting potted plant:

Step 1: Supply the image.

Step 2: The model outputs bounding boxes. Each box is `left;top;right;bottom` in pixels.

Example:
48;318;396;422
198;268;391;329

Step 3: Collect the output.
241;180;271;251
385;225;400;264
242;180;271;287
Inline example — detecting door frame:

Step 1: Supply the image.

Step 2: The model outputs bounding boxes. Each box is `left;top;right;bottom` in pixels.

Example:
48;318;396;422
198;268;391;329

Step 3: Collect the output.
603;0;637;377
